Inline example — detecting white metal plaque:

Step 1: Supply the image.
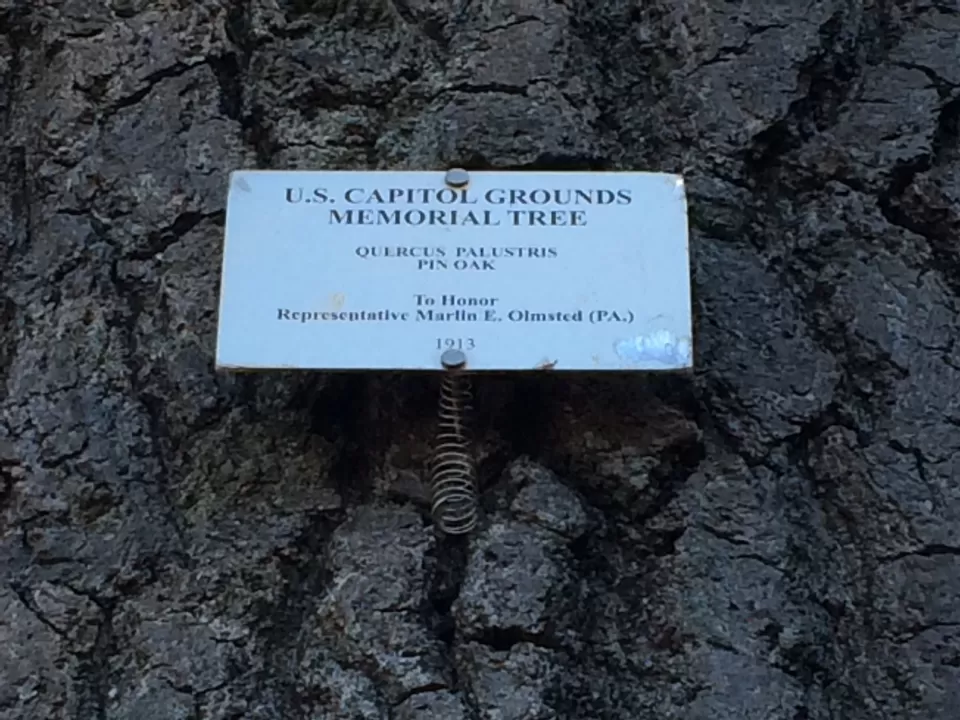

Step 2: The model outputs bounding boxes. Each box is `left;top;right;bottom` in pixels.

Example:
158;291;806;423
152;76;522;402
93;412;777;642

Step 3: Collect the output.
215;170;692;372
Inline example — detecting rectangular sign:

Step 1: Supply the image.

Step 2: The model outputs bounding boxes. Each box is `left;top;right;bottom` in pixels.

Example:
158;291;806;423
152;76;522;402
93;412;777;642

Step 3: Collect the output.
215;170;692;372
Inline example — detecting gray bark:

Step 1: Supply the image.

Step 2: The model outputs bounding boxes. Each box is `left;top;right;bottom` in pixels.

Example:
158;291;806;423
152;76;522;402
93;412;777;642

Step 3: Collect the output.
2;1;959;718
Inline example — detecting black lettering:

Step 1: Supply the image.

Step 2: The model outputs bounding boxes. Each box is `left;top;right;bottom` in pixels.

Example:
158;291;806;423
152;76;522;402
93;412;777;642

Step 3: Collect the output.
441;295;499;306
529;189;551;204
417;259;448;270
405;209;427;225
485;188;507;204
417;310;479;321
452;259;496;271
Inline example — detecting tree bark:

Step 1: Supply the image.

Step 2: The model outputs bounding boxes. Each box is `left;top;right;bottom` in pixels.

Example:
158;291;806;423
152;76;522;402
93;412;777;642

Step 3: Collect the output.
2;1;959;718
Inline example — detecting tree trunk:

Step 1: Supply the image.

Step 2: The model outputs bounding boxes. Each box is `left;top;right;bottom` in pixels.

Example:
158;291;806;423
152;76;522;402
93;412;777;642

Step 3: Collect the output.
2;1;959;718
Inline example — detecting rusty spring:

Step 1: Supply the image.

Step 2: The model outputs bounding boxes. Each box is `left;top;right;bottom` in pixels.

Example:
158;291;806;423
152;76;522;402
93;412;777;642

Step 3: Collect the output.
428;369;478;535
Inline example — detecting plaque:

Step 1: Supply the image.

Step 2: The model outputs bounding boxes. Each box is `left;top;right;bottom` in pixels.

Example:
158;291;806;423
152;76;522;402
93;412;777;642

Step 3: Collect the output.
215;170;692;371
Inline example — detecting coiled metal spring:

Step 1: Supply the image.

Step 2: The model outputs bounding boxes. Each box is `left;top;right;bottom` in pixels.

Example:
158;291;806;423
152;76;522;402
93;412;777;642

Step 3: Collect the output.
428;368;478;535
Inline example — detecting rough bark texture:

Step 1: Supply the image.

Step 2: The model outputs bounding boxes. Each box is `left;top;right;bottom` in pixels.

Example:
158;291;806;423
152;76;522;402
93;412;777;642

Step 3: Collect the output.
2;1;960;719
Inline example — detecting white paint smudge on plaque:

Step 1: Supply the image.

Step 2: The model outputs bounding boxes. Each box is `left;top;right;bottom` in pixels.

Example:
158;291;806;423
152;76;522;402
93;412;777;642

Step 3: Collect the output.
615;330;692;368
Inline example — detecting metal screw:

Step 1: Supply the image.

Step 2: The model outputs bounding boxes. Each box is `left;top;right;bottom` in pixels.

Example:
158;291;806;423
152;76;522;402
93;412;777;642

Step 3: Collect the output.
441;348;467;369
444;168;469;188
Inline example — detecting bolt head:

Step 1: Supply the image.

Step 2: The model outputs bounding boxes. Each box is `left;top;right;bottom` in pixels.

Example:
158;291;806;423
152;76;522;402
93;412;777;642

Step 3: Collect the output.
444;168;470;188
440;348;467;369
